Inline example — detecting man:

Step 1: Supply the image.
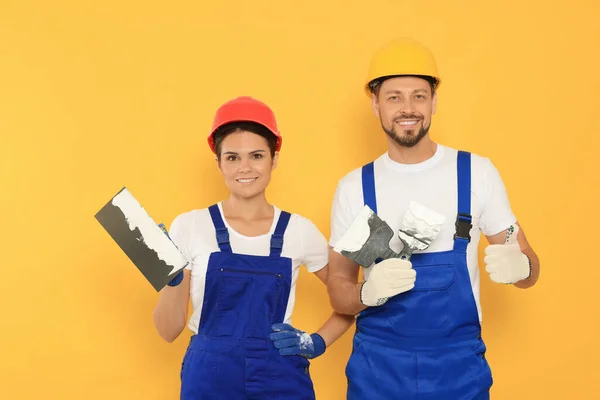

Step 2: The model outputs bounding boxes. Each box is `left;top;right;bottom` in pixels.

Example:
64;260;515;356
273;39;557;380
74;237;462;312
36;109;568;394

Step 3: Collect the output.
327;38;540;399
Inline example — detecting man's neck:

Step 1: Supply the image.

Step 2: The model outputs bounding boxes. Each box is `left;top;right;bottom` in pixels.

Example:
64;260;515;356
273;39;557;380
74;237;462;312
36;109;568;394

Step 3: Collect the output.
387;137;438;165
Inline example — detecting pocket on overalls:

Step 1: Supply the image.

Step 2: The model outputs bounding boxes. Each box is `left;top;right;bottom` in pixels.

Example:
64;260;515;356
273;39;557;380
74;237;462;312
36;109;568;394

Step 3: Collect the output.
215;275;256;338
345;335;367;380
215;269;283;339
180;345;193;382
286;355;310;375
388;264;455;332
282;355;314;396
180;349;219;399
469;338;493;389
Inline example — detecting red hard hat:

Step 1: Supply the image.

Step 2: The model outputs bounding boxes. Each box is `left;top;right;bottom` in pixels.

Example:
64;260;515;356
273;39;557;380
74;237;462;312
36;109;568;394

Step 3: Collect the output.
207;96;282;154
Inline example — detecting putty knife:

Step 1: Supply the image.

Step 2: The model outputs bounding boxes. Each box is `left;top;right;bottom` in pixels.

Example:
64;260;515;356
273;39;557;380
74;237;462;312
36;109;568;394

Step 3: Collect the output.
333;205;398;267
397;201;446;260
334;201;446;267
334;202;446;304
95;187;189;292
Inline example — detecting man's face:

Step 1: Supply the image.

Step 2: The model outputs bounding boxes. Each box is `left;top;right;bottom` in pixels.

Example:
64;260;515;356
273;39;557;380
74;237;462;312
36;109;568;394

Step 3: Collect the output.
372;76;437;148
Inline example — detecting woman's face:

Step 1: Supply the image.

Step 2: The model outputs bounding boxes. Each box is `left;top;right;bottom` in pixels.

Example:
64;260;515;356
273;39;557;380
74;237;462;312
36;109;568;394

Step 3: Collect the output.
217;130;278;200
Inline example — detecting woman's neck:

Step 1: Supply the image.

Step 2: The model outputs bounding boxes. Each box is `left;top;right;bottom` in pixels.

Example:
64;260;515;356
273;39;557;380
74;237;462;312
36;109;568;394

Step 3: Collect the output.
222;193;273;222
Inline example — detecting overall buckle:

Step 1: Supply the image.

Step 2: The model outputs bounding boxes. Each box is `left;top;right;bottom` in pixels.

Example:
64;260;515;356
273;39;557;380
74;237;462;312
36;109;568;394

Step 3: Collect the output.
454;213;472;242
215;227;230;245
271;236;284;251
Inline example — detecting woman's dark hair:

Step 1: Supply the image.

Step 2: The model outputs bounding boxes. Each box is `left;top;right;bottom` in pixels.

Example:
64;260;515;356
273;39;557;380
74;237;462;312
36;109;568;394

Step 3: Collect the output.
213;121;278;161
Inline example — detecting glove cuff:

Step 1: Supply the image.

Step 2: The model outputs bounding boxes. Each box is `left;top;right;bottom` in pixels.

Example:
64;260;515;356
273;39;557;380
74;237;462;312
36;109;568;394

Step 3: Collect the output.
359;281;366;305
167;270;184;287
525;254;532;279
310;333;326;356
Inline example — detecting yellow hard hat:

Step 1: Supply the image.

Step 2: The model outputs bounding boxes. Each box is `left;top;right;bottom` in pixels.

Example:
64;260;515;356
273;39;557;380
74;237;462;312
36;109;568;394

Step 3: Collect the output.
364;37;441;97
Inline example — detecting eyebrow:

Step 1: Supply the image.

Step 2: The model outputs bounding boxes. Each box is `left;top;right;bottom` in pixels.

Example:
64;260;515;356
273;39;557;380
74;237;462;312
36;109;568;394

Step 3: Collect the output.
385;88;430;94
222;149;267;155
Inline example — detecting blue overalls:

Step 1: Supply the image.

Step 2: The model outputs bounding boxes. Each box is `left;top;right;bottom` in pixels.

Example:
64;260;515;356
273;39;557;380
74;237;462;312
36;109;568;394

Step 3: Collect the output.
346;151;493;400
180;204;316;400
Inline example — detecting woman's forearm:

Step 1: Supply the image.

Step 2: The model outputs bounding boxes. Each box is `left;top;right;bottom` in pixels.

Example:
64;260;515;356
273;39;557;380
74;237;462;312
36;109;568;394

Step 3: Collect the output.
315;311;356;347
153;270;191;342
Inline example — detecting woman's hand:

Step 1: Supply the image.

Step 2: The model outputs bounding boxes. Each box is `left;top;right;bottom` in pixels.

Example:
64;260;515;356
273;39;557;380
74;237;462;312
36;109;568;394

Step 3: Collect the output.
269;323;326;359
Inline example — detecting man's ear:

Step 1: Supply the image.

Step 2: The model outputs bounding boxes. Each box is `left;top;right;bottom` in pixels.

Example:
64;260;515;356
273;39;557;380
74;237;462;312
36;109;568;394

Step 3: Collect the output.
372;93;380;117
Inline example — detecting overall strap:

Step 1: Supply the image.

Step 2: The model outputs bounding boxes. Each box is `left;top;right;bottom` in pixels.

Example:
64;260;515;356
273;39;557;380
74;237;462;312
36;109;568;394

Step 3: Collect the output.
453;151;473;252
362;161;383;263
361;162;377;214
270;211;291;257
208;204;232;253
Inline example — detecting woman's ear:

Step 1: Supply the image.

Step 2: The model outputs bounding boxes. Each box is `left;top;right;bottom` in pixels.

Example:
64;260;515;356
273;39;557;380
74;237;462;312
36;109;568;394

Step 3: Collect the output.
272;152;279;170
215;155;222;173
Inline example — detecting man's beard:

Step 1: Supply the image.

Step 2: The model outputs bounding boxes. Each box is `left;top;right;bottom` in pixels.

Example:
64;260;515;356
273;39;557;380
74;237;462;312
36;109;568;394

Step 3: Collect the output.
381;116;430;148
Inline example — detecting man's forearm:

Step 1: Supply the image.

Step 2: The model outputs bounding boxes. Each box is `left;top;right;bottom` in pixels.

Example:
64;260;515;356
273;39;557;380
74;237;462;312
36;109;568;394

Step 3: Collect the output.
327;276;367;315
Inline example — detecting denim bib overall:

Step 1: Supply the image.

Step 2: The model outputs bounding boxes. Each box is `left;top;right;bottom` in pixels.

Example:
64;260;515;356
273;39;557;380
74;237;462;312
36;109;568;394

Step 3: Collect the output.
180;204;315;400
346;151;493;400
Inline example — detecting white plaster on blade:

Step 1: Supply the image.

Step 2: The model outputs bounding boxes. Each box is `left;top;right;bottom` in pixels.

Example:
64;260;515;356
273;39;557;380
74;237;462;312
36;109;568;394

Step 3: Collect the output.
400;201;446;250
406;201;446;227
333;205;374;253
112;189;187;276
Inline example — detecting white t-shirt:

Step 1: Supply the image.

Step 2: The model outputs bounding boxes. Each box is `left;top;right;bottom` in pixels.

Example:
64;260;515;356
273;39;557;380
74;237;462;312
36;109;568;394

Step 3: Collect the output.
329;144;516;321
169;202;329;334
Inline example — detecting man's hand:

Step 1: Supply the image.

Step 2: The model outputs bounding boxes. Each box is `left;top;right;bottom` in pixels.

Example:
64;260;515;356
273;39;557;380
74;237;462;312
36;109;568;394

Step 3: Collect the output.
269;323;326;359
484;243;531;284
360;258;416;306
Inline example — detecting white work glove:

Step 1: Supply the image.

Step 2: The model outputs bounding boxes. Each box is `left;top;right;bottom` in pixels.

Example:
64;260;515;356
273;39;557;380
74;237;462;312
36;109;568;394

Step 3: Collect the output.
484;243;531;284
360;258;416;306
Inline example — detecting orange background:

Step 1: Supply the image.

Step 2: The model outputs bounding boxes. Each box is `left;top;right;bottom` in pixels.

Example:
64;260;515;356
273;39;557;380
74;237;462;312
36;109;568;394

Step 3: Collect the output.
1;0;599;398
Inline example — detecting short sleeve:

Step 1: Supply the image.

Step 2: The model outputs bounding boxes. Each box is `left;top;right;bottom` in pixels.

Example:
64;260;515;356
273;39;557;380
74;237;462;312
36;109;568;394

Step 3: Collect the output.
329;182;356;248
298;217;329;273
479;159;517;236
169;213;194;270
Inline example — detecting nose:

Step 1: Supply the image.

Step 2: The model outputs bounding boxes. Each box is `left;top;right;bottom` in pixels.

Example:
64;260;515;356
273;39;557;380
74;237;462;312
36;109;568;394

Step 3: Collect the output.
399;98;416;113
238;158;252;173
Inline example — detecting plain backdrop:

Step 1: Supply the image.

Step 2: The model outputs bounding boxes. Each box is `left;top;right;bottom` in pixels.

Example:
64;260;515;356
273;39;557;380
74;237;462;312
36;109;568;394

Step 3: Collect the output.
1;1;599;399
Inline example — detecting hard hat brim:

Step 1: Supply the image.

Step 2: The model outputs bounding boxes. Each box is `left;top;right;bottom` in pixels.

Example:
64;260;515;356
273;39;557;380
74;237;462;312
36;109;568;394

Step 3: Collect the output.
364;74;441;97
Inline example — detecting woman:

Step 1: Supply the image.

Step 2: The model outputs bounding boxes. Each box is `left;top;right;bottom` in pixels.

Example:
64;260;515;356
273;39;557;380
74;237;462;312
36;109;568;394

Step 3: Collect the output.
153;96;354;399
